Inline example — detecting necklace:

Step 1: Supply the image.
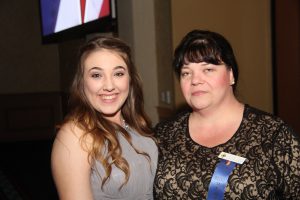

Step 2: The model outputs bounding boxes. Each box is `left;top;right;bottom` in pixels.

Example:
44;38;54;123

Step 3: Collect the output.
121;119;130;131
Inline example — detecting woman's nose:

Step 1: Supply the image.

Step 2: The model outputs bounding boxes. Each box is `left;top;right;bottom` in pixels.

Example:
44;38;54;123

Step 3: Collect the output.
191;73;204;86
103;77;115;91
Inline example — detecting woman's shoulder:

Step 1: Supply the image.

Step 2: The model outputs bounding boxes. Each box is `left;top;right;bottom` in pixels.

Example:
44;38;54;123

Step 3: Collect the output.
56;120;84;142
245;104;284;124
154;110;190;139
244;104;298;137
156;110;189;129
54;120;93;151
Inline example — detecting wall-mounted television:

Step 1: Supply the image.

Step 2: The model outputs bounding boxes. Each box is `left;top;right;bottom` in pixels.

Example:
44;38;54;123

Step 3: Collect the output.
39;0;117;43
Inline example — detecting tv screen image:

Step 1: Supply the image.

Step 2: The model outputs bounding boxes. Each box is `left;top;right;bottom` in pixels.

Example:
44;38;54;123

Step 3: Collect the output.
39;0;116;43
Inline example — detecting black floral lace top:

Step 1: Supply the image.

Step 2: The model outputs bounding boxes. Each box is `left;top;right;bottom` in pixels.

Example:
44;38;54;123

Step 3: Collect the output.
153;105;300;199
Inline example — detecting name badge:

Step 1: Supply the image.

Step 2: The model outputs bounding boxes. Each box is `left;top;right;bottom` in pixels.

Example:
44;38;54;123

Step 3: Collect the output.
206;152;246;200
218;152;246;164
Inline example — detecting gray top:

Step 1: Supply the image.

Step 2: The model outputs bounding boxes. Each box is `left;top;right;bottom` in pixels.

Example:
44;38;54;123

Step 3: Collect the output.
90;127;158;200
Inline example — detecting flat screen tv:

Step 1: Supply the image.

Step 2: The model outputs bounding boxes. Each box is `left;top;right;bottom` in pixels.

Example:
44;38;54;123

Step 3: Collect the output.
39;0;117;43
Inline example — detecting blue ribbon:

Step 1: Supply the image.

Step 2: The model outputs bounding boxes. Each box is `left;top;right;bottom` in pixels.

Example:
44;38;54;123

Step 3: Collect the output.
206;159;236;200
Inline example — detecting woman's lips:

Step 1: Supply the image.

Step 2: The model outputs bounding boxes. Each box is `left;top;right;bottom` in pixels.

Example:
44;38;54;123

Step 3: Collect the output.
191;90;207;96
100;93;118;102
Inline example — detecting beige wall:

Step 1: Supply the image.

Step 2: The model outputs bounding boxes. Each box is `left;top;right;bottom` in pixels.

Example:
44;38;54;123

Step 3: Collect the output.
171;0;273;113
0;1;60;94
118;0;160;124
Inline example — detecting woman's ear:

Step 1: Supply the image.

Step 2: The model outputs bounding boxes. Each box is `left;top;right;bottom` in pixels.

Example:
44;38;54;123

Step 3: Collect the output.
229;69;235;85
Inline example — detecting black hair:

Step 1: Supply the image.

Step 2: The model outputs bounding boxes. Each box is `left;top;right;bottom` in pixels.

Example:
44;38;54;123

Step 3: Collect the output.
173;30;239;91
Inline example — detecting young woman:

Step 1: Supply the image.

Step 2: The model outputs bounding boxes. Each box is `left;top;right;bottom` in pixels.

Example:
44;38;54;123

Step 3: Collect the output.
51;36;157;200
154;30;300;199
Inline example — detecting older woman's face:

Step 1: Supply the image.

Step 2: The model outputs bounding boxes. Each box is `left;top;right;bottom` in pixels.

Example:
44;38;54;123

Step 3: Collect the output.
180;62;234;112
83;49;130;124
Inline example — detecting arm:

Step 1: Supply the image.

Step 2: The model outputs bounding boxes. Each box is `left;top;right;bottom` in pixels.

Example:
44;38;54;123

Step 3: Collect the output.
273;124;300;199
51;122;94;200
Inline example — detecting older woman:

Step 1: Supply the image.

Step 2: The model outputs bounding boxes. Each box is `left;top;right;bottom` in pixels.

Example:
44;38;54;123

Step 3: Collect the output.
154;30;300;199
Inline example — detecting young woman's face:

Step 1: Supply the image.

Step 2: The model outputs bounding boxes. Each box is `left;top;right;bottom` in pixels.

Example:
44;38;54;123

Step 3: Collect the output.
180;62;234;112
83;49;130;123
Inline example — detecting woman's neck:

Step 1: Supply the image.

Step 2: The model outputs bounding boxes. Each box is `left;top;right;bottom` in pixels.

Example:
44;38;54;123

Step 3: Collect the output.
188;99;244;147
191;97;243;125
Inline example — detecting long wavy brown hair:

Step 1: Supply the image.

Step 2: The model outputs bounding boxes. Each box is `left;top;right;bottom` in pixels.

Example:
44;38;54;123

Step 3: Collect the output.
64;36;153;189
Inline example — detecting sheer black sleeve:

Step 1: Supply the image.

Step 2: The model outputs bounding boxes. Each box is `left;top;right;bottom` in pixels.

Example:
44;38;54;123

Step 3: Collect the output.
272;124;300;199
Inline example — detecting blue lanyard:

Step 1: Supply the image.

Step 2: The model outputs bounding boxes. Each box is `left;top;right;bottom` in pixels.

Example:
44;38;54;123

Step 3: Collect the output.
206;159;236;200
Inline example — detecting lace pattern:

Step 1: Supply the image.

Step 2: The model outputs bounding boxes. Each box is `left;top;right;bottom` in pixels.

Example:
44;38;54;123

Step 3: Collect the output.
153;105;300;199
